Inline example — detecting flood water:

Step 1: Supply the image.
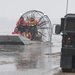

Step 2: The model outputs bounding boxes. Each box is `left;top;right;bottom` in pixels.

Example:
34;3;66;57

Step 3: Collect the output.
0;35;63;75
0;41;61;75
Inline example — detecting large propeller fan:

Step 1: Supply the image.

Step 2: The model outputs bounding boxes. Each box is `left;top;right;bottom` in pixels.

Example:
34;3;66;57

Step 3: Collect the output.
21;10;52;42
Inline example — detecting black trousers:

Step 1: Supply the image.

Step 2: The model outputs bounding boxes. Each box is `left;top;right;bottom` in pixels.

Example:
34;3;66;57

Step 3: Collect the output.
28;26;38;40
16;25;28;33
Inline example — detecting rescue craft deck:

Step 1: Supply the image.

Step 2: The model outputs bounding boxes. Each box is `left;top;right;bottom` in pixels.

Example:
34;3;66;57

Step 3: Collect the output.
0;34;35;45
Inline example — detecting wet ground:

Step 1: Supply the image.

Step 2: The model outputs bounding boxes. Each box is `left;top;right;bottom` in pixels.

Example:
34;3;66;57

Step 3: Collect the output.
0;35;74;75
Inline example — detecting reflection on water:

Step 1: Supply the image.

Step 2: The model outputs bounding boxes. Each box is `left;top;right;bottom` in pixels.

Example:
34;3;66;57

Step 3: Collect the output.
0;42;60;75
16;56;38;70
0;45;24;52
15;43;46;70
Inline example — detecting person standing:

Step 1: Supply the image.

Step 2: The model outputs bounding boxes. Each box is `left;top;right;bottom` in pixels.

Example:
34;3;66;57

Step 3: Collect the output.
16;16;27;33
28;17;39;40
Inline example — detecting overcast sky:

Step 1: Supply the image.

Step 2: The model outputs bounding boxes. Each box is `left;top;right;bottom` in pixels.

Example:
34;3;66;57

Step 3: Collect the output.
0;0;74;24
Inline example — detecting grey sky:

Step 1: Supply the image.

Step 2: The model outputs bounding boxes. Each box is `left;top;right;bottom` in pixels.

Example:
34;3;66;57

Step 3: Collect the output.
0;0;74;24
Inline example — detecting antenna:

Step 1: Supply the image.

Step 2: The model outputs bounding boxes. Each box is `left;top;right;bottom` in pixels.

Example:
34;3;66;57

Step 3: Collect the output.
66;0;69;14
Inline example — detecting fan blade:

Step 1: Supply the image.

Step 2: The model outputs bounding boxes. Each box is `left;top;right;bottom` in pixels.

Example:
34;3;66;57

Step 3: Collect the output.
38;16;45;22
38;15;48;22
37;27;51;29
26;16;30;21
38;31;46;37
39;21;50;27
